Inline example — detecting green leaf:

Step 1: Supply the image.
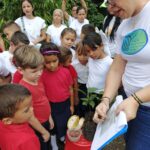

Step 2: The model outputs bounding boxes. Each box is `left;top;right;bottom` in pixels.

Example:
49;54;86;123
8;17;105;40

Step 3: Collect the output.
87;87;98;93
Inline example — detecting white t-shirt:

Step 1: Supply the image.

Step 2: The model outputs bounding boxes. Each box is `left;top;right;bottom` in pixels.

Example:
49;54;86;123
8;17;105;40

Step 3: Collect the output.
15;16;46;43
46;24;67;46
73;59;89;84
68;15;76;27
70;19;89;42
0;58;10;77
87;56;113;94
0;51;16;74
116;1;150;106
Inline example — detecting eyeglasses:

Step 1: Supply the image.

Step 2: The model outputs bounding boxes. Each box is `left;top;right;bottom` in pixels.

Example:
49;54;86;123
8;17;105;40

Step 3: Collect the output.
106;0;117;7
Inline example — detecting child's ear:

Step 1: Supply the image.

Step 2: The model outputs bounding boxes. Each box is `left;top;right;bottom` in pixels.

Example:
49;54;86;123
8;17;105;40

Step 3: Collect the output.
2;117;13;125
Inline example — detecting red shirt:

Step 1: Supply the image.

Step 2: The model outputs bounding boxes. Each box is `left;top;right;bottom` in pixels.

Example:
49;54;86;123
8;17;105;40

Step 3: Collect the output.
41;66;73;103
13;70;23;83
20;79;51;123
66;65;77;82
0;121;40;150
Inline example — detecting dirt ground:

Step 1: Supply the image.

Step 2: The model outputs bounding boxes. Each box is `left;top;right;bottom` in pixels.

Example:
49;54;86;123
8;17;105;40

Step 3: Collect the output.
104;136;125;150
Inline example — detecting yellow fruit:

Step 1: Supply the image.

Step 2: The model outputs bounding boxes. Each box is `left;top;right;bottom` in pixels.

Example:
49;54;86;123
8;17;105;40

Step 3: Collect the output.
67;115;79;130
76;117;85;130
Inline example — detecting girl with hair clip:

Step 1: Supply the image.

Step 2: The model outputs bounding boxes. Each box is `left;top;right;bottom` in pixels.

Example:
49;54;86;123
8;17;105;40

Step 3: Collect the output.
15;0;46;48
46;9;67;46
40;42;74;149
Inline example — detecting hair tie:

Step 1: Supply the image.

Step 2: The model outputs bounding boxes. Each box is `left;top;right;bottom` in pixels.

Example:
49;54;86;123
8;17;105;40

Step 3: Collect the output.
42;49;60;55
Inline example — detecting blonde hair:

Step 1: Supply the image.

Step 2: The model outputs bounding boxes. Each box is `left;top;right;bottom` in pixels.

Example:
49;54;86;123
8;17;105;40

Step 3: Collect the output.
14;45;44;69
53;9;64;24
76;42;87;56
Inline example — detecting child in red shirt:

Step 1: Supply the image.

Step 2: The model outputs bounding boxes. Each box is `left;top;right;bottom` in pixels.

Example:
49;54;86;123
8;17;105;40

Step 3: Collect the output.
14;45;54;150
0;84;40;150
40;42;74;149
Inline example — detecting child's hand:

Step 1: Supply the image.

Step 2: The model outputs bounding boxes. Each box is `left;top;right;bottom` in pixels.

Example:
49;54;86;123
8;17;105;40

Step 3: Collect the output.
70;105;74;115
49;115;54;130
42;130;50;142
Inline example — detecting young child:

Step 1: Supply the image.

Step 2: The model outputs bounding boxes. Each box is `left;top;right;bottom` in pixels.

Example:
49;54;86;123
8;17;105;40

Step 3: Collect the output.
73;42;89;116
82;32;113;101
40;42;74;149
62;0;88;26
0;84;40;150
14;45;53;150
80;24;95;40
60;28;77;64
3;21;20;41
70;7;89;43
59;47;79;107
46;9;67;46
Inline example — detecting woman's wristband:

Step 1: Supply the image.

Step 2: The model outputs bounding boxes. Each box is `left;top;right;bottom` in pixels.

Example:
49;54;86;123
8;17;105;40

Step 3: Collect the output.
131;93;143;105
101;96;111;103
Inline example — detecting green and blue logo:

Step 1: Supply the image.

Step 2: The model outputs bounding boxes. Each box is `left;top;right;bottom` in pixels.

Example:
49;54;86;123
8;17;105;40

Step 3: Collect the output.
121;29;148;55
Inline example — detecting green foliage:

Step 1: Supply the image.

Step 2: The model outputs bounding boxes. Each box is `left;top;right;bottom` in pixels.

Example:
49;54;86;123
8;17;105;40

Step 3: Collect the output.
80;87;103;110
0;0;104;32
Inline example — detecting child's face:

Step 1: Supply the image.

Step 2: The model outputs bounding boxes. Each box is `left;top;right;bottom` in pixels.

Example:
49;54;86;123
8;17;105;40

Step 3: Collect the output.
44;55;59;72
63;55;72;67
12;96;33;124
61;33;76;49
72;6;78;18
77;9;86;23
84;45;104;60
21;64;43;84
3;28;14;40
22;0;33;17
53;11;62;24
77;54;88;65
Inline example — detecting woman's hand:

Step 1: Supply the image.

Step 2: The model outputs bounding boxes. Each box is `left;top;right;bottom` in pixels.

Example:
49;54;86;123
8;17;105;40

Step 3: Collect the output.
93;100;109;124
116;96;139;121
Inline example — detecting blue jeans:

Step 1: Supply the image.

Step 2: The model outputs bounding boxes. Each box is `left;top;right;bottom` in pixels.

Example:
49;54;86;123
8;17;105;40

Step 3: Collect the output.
119;87;150;150
125;105;150;150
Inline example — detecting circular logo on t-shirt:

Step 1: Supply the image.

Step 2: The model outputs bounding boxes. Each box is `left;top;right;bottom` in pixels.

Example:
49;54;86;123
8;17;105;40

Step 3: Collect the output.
121;29;148;55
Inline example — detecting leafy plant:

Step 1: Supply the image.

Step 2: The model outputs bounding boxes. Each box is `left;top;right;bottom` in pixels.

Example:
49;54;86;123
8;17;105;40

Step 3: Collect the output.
80;87;103;111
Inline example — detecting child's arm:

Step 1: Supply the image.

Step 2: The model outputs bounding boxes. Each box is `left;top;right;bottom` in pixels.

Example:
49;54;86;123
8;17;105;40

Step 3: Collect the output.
62;0;69;20
80;0;88;13
32;29;46;45
70;85;74;114
49;114;54;130
28;114;50;142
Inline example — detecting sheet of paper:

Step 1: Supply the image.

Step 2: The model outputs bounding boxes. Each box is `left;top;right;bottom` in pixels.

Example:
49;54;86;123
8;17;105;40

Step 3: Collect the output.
91;95;128;150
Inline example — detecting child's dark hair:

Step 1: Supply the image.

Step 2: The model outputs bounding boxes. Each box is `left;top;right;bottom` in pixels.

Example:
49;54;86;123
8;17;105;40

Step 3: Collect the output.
14;45;44;69
81;24;95;36
103;14;121;41
82;32;103;50
40;42;61;59
61;28;76;38
2;21;20;31
21;0;35;16
11;31;30;46
76;42;87;56
76;7;86;14
59;47;72;64
0;84;31;120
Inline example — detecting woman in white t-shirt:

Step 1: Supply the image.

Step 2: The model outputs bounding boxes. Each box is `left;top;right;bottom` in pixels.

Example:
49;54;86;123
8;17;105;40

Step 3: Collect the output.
46;9;67;46
94;0;150;149
70;7;89;43
15;0;46;47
